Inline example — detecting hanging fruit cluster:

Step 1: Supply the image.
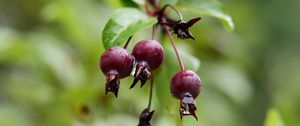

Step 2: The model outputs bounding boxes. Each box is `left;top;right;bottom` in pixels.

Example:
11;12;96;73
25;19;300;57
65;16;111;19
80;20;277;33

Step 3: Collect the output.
100;0;203;125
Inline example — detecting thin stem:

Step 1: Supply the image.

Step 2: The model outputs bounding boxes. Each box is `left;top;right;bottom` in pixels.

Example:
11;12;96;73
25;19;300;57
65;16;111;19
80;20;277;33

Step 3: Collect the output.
151;0;159;10
151;24;158;40
145;0;159;16
145;0;153;16
162;19;185;70
161;4;183;21
147;76;154;109
123;36;133;49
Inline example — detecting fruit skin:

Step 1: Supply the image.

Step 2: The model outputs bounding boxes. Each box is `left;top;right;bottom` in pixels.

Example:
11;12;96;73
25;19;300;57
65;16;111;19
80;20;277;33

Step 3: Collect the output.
132;39;164;70
100;46;134;78
170;70;202;100
99;46;134;97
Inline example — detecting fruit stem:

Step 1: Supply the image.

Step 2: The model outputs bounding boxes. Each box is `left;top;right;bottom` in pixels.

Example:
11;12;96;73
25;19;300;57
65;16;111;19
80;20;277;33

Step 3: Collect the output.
161;4;183;21
151;24;158;40
151;0;159;9
147;76;154;109
145;0;159;16
162;20;185;70
123;36;133;49
145;0;153;16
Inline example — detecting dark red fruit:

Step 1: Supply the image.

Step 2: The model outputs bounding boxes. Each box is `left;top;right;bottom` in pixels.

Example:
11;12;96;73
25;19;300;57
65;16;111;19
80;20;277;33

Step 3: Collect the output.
170;70;202;120
130;40;164;88
100;46;134;97
132;40;164;69
171;70;201;99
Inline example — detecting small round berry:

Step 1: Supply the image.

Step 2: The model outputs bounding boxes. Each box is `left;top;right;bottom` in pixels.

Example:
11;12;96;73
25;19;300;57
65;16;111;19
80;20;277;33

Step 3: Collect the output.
132;39;164;69
100;46;133;78
170;70;202;120
99;46;134;97
130;39;164;89
170;70;202;100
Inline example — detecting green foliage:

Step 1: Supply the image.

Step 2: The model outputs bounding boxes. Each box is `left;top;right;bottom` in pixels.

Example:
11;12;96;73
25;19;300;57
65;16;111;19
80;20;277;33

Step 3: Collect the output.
159;0;178;6
102;8;157;49
177;0;234;31
131;0;145;5
0;0;299;126
264;108;285;126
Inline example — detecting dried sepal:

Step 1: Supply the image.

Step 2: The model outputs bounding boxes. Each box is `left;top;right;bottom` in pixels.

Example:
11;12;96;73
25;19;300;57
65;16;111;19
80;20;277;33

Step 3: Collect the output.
138;108;155;126
179;92;198;120
162;17;201;40
105;70;120;98
130;61;151;89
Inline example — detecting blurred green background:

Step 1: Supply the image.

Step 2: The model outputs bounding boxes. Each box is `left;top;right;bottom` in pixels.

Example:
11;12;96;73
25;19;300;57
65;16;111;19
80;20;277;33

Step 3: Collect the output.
0;0;299;126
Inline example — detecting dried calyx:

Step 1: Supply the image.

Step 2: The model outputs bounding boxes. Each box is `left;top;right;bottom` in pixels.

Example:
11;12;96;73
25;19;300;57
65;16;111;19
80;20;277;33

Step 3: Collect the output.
180;92;198;120
130;61;151;89
105;70;120;97
163;17;201;40
138;108;155;126
159;4;201;40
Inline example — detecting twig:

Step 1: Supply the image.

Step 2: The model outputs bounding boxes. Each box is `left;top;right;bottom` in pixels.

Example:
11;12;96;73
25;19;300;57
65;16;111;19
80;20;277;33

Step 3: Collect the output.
148;76;154;109
123;36;133;49
162;19;185;70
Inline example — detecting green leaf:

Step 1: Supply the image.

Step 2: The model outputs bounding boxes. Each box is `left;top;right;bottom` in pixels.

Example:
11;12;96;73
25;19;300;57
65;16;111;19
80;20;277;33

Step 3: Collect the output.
264;108;285;126
160;0;178;7
119;0;139;8
177;0;235;31
131;0;178;6
102;8;157;49
0;105;30;126
131;0;145;5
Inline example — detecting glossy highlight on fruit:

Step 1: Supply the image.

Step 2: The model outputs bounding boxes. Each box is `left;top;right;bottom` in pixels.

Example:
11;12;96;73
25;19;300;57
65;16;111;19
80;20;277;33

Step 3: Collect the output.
100;46;134;97
130;39;164;89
